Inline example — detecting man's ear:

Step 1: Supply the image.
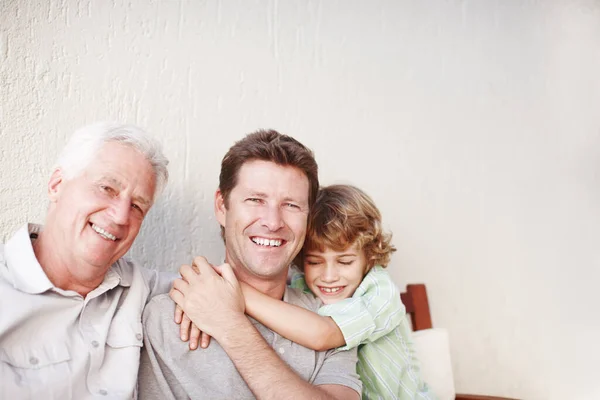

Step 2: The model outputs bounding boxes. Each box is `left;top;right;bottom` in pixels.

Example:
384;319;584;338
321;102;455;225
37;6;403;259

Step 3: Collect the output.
48;168;64;202
214;189;227;227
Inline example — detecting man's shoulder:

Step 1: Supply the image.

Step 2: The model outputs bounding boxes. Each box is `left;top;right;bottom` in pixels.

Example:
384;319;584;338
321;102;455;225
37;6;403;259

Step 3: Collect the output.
285;287;322;312
144;293;173;317
113;258;175;296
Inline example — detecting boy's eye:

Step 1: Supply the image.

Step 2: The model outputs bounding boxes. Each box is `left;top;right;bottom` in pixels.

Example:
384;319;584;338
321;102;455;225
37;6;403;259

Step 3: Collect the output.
305;260;321;266
338;260;355;266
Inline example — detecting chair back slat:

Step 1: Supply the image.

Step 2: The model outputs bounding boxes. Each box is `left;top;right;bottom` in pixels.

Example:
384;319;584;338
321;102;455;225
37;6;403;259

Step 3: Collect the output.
401;284;433;331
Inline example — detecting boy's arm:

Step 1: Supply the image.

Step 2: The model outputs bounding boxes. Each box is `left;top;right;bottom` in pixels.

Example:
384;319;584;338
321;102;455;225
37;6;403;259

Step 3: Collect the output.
242;282;346;351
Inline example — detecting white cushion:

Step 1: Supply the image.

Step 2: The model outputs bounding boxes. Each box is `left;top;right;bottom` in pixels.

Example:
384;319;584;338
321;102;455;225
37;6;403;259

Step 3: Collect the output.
411;328;456;400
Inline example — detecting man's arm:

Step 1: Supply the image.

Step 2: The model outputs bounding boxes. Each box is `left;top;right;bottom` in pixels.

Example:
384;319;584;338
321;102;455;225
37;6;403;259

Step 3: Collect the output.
170;258;360;400
138;296;191;400
217;314;359;400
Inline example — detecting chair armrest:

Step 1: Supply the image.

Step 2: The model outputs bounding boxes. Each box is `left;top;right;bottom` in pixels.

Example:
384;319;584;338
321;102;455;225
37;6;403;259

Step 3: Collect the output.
456;394;520;400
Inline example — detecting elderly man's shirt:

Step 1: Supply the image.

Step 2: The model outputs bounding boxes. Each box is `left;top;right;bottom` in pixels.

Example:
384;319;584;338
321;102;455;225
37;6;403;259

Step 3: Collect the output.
0;224;173;399
138;289;363;399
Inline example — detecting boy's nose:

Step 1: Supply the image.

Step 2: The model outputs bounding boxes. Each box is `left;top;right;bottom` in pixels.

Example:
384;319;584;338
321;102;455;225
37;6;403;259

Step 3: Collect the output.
321;264;339;282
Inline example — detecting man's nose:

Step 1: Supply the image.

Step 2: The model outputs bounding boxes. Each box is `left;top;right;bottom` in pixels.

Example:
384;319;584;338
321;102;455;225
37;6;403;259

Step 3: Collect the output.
261;205;284;231
109;197;131;225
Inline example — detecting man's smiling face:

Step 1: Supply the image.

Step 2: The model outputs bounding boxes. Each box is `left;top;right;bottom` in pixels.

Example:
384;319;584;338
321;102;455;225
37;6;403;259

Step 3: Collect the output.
47;141;156;272
215;160;309;281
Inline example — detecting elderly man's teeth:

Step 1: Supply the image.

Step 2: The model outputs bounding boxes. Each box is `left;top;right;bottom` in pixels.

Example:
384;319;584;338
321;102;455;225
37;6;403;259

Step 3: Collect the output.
251;237;282;247
91;224;117;241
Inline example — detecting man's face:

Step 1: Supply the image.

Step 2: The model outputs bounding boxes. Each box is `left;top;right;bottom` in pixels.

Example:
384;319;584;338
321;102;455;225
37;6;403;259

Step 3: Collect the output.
47;142;156;271
216;160;310;281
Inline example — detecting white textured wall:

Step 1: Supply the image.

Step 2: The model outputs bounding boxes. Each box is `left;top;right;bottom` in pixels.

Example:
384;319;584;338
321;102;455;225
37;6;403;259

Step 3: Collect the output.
1;1;599;399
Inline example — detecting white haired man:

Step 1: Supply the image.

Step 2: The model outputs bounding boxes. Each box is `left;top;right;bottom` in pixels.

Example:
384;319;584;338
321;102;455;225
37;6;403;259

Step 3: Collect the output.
0;122;172;399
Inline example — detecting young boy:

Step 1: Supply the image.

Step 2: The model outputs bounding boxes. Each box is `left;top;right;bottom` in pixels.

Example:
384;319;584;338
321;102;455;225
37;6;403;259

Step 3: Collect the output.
241;184;434;399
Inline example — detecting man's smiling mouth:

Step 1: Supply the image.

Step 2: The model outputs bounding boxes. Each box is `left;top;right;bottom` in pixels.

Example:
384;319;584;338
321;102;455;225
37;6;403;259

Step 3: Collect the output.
90;223;117;241
250;236;283;247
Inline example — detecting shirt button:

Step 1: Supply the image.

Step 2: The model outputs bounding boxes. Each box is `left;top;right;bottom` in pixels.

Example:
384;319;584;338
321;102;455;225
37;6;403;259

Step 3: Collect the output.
29;357;39;365
136;333;143;341
91;340;99;348
99;389;108;396
278;348;285;355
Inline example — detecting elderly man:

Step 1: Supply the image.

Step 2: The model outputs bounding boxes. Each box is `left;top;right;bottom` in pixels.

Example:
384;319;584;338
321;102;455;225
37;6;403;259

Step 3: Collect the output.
139;130;362;399
0;122;172;399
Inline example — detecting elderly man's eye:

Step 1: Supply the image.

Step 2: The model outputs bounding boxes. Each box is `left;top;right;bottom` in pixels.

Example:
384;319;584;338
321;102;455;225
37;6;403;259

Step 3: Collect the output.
100;185;114;194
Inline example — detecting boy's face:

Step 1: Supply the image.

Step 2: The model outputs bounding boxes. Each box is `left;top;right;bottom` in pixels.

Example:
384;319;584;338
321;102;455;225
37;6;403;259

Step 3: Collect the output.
303;243;366;305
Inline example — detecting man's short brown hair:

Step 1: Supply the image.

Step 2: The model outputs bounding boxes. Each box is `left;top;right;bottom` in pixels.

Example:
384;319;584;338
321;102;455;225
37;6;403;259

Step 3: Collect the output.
301;185;396;273
219;129;319;239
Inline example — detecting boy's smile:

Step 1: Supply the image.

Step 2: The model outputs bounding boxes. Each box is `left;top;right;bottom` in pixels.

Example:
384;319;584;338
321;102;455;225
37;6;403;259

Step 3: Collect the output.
303;243;367;305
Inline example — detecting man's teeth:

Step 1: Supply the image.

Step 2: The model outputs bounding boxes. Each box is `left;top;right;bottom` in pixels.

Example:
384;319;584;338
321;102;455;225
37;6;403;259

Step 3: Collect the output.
251;237;282;247
91;224;117;241
321;287;342;294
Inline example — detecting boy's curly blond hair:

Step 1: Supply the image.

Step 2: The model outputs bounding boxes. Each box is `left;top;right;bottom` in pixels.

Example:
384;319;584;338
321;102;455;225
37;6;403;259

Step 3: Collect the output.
300;185;396;274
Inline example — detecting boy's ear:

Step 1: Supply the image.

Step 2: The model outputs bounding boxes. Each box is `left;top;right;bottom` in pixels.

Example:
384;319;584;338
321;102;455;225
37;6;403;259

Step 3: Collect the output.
48;169;65;202
214;189;227;227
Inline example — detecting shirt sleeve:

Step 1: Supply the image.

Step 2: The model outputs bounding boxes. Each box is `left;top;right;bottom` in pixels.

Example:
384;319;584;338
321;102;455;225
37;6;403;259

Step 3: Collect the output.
317;267;406;350
312;347;363;395
288;268;312;293
140;268;178;301
137;295;189;400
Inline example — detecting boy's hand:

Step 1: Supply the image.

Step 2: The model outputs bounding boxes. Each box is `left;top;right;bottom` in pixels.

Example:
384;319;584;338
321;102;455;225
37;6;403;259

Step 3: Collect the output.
174;305;212;350
173;260;218;350
170;256;245;340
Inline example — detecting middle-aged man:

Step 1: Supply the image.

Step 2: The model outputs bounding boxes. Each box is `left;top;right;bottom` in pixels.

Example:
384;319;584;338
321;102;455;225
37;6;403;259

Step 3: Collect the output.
139;130;362;399
0;122;173;399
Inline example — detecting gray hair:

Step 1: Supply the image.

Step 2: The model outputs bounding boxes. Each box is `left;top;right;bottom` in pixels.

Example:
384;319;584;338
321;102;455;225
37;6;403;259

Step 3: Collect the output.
55;122;169;197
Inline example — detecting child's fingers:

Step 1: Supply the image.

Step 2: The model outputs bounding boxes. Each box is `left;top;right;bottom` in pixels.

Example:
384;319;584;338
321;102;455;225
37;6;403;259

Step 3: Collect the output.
180;313;192;341
174;304;184;324
189;324;202;350
201;331;212;348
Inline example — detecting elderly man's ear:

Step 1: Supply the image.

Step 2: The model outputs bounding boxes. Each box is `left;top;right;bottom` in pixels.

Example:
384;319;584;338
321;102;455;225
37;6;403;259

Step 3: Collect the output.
214;189;227;227
47;168;64;202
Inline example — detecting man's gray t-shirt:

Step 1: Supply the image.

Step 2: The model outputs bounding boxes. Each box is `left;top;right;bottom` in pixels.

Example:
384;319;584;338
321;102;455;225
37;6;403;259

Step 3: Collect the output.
138;287;362;399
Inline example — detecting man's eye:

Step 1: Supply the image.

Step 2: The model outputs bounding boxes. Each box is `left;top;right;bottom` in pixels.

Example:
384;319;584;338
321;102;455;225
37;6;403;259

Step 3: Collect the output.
131;203;143;212
284;203;300;210
247;198;261;203
100;185;114;194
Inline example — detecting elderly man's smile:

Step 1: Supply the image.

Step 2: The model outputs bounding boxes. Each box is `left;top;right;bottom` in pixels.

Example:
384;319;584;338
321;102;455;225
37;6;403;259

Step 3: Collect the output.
90;223;118;241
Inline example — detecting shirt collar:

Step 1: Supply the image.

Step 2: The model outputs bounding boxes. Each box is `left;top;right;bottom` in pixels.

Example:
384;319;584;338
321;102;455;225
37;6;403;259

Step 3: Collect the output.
4;223;132;294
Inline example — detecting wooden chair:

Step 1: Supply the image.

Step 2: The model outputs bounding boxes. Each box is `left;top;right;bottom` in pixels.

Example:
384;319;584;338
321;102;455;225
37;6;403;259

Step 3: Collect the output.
401;284;519;400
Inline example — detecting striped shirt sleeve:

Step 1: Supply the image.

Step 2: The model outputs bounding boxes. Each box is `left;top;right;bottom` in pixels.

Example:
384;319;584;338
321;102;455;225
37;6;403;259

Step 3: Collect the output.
317;267;406;350
288;267;312;293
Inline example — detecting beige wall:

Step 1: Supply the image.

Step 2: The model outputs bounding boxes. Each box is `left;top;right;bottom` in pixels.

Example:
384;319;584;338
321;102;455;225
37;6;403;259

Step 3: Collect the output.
1;1;599;399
